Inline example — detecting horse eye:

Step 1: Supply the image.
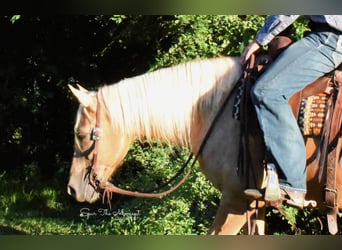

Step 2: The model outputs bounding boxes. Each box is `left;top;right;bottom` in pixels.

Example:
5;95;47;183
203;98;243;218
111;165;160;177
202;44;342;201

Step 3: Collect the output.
78;134;86;140
76;131;87;140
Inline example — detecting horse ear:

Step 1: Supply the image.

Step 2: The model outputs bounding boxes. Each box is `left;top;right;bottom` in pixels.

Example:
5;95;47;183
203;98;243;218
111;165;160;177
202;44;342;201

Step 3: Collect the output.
68;84;93;107
76;84;89;93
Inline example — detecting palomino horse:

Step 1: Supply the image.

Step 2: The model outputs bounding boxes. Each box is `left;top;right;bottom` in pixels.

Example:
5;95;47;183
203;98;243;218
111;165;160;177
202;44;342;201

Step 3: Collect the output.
67;56;342;234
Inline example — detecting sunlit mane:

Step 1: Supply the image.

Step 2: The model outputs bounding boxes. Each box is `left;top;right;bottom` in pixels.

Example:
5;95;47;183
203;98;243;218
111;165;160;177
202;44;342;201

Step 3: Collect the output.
98;56;242;146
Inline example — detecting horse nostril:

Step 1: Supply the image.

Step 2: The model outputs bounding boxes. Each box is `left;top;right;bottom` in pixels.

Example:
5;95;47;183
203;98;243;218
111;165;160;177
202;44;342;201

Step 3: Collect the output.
67;185;76;198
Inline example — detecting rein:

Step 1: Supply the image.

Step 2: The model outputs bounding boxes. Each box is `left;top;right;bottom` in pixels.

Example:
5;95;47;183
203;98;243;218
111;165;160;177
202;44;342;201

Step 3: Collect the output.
87;83;236;205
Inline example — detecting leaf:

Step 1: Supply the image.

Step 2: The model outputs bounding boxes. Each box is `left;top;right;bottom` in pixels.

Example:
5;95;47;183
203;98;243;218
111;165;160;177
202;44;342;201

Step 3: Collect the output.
10;15;21;24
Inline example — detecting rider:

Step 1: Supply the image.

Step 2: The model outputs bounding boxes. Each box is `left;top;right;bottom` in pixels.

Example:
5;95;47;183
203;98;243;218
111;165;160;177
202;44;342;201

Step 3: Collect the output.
241;15;342;208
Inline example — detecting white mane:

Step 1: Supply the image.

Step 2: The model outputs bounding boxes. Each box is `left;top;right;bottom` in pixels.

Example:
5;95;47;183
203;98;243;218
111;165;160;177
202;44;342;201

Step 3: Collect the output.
98;56;242;146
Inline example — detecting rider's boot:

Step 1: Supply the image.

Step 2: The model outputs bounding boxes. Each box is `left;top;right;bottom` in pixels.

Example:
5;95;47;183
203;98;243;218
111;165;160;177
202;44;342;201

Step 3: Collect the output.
244;163;317;209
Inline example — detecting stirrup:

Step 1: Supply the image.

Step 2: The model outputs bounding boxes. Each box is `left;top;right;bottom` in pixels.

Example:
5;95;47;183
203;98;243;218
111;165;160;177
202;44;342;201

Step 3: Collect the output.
264;163;281;201
244;163;280;201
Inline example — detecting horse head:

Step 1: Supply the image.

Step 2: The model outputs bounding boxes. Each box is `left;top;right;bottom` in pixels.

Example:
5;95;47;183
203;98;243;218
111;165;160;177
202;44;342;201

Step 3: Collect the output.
67;84;130;203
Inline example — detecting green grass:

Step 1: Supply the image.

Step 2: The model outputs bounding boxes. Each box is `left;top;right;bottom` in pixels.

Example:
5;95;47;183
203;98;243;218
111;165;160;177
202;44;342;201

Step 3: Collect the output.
0;141;340;235
0;142;220;235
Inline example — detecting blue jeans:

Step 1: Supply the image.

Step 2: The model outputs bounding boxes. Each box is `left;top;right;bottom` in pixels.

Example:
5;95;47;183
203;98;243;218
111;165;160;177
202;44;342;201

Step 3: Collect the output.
251;31;342;193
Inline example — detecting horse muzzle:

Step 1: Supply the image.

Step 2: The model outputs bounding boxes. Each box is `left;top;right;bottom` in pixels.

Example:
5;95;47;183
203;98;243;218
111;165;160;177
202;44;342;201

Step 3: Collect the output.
67;177;100;203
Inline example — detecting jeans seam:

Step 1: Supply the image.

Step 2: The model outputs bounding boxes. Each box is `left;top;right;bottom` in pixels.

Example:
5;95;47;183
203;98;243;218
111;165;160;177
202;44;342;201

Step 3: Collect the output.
317;32;333;49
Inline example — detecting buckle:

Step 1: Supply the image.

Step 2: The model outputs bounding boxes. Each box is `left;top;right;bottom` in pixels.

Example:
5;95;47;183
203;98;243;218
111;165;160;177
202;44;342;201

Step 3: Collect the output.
91;127;103;141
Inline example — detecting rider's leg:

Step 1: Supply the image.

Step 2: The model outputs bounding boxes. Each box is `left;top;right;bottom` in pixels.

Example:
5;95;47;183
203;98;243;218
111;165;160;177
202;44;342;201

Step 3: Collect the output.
250;31;342;204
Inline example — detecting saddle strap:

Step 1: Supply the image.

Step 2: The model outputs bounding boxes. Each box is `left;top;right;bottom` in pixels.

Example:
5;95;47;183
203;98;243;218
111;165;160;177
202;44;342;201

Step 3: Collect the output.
318;93;334;182
325;88;342;235
329;89;342;145
325;138;340;235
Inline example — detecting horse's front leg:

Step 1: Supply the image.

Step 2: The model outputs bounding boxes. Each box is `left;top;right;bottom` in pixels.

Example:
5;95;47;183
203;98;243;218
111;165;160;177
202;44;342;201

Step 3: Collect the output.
208;192;248;235
253;203;266;235
208;193;266;235
241;201;266;235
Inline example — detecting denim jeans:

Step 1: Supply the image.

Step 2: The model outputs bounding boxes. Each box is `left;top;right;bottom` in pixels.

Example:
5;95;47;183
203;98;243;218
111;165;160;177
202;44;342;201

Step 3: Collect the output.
251;31;342;193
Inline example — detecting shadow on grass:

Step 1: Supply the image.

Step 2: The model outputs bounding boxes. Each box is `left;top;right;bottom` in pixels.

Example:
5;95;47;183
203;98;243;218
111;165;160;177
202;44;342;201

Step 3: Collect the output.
0;225;26;235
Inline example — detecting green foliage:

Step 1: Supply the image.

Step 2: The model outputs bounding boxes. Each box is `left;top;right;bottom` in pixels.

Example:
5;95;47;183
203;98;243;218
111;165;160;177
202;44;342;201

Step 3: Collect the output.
0;142;221;235
292;17;310;40
10;15;20;23
108;141;221;235
150;15;265;70
0;15;266;179
265;205;333;235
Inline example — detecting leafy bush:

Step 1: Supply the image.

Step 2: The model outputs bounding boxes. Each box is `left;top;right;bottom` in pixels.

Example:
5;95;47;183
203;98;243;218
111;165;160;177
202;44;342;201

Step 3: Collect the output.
150;15;265;69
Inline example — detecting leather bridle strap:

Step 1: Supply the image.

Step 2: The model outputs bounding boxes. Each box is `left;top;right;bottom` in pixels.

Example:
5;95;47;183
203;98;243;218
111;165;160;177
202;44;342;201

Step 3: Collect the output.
89;93;103;188
99;163;194;199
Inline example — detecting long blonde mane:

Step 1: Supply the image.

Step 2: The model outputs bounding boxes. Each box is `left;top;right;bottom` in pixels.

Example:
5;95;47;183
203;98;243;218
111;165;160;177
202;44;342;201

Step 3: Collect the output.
98;56;242;146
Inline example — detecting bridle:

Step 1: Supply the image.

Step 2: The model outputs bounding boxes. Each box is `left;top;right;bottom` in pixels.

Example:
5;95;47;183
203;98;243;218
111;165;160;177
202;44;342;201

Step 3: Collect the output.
81;93;199;206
